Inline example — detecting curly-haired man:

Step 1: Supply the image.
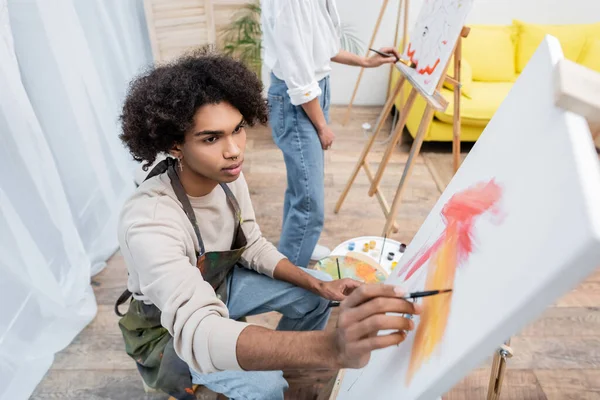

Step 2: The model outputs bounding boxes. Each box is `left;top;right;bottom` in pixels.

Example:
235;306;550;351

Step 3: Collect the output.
115;47;419;400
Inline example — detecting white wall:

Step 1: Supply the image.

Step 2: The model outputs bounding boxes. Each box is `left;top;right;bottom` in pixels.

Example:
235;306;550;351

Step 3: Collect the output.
330;0;600;105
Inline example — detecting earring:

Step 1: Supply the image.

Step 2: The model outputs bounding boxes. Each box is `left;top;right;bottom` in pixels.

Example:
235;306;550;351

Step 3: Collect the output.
178;157;184;172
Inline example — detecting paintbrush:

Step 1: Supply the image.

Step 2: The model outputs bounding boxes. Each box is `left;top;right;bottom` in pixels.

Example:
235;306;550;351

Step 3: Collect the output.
368;48;416;68
336;258;342;280
401;289;452;300
327;289;452;308
378;234;387;266
369;47;396;58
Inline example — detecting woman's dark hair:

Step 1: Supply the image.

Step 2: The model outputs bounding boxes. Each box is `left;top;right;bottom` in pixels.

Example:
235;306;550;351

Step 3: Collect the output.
119;46;268;170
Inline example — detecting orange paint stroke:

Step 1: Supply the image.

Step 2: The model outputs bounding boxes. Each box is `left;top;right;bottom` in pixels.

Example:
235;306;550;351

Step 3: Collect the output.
406;42;441;76
402;179;504;385
355;263;378;283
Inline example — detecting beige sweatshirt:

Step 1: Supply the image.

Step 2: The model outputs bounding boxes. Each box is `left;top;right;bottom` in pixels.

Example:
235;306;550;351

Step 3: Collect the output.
117;171;286;374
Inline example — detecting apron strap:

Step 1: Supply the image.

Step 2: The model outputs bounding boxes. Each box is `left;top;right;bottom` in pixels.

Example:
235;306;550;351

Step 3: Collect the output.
114;157;174;317
167;162;206;256
219;183;242;222
144;157;171;181
114;289;133;317
219;183;243;247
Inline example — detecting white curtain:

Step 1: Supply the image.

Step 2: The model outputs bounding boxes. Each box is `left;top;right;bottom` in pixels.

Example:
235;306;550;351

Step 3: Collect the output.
0;1;151;399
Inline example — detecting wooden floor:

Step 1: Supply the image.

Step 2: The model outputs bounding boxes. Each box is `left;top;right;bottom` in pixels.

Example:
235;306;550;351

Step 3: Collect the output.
32;106;600;399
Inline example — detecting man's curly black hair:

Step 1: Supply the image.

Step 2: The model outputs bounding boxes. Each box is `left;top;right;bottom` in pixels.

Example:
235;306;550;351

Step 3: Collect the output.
119;46;268;170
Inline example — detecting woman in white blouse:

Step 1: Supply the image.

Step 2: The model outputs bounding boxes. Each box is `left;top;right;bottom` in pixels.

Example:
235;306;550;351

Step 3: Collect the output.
262;0;400;268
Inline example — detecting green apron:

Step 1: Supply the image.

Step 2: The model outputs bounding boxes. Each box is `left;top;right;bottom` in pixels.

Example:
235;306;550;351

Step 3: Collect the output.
114;158;247;399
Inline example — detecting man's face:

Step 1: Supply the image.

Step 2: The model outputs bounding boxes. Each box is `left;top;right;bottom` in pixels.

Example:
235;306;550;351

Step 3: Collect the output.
178;101;247;184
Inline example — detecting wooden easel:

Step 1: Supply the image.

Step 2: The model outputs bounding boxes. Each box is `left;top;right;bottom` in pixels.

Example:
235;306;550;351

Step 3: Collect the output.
335;27;470;236
342;0;410;126
486;339;513;400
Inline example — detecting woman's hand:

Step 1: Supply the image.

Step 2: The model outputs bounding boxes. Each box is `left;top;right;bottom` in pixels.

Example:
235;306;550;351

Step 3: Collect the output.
363;47;401;68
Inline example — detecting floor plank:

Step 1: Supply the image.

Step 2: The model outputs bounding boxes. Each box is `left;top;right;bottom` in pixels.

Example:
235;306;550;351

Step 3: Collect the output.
445;369;547;400
534;370;600;400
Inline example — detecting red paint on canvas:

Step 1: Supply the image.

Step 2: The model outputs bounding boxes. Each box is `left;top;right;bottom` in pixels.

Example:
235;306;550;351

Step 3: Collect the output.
400;179;504;384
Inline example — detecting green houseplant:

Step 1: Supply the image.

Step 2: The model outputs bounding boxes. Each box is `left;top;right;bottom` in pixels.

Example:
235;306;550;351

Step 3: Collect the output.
220;1;365;79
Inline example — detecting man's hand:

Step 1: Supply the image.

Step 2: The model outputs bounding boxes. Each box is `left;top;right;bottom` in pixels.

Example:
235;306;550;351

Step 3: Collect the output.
235;283;420;372
317;278;362;301
331;284;420;369
317;125;335;150
363;47;401;68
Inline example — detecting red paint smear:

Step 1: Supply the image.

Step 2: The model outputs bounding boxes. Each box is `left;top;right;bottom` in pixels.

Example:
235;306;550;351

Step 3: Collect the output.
418;59;440;75
404;179;504;384
397;179;503;280
406;43;441;76
397;235;444;280
407;42;416;62
442;40;448;45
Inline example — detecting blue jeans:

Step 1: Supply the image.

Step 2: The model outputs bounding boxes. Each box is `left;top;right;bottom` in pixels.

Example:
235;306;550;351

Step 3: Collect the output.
190;265;333;399
267;73;331;268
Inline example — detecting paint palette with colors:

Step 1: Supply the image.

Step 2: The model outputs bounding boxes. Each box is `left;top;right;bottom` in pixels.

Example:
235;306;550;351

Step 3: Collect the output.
315;255;387;283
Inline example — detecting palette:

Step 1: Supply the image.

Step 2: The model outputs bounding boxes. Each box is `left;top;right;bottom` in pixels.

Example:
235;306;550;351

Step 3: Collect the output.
315;255;388;283
331;236;407;275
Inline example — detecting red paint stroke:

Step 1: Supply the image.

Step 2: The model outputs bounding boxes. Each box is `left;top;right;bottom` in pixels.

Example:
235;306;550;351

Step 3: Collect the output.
406;42;441;76
407;42;416;62
401;179;504;385
418;59;440;75
442;40;448;45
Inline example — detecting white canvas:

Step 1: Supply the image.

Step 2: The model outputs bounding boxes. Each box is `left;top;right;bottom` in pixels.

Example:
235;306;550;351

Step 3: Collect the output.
337;36;600;400
401;0;474;96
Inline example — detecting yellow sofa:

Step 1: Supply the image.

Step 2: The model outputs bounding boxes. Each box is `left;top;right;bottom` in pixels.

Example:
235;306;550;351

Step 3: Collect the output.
390;20;600;142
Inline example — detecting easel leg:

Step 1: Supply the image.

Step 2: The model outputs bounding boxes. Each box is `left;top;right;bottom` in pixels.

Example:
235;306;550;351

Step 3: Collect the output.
387;0;404;99
452;36;462;173
335;77;406;213
367;88;418;197
318;369;345;400
486;340;513;400
383;104;435;236
342;0;390;126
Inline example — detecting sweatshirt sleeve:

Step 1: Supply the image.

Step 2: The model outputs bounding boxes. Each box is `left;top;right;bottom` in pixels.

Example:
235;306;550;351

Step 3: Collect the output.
122;210;250;374
271;0;321;105
235;175;286;277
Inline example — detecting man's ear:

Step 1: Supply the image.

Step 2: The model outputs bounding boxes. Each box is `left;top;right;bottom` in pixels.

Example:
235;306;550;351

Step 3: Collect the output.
169;144;183;159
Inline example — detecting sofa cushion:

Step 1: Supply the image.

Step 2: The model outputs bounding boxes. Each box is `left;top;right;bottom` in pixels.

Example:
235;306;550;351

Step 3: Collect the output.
514;20;590;72
462;25;517;82
579;38;600;72
434;81;513;127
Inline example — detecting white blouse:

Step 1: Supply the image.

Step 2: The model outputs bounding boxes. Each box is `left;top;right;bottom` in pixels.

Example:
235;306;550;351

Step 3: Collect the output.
261;0;342;105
